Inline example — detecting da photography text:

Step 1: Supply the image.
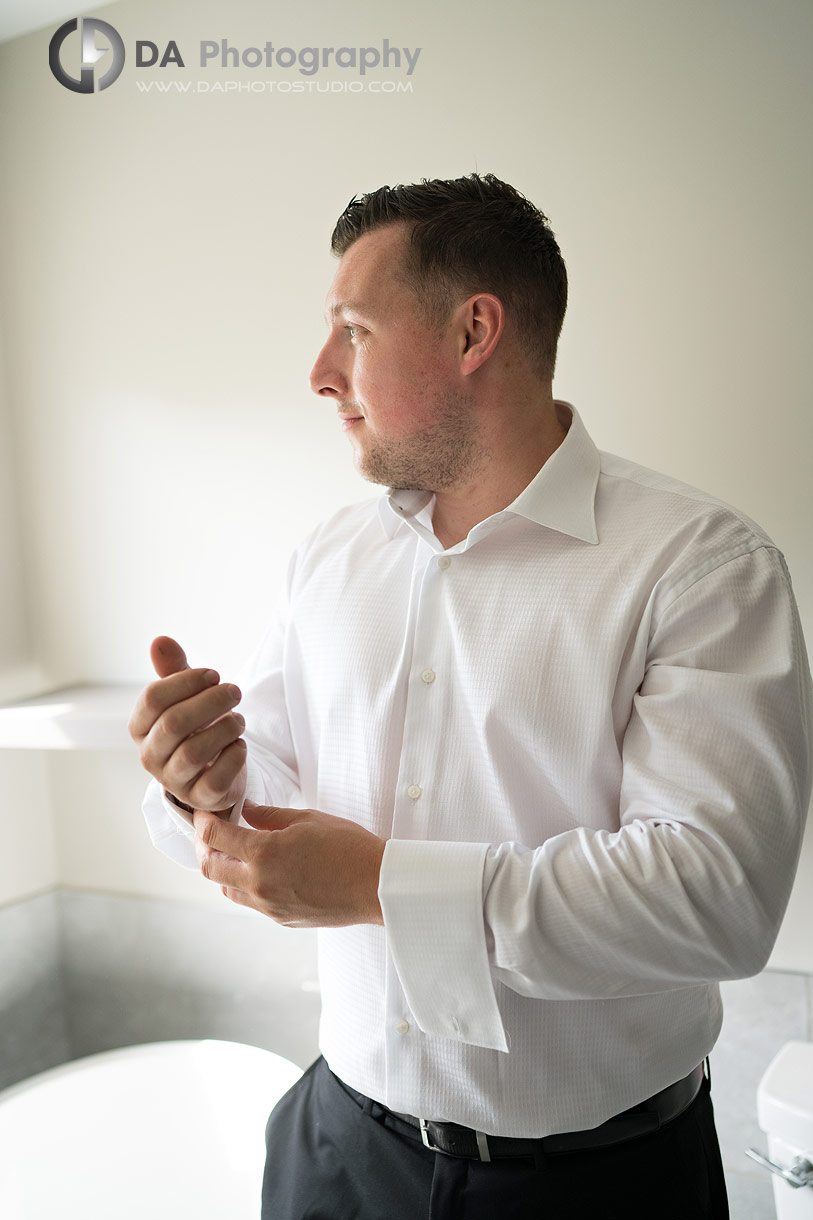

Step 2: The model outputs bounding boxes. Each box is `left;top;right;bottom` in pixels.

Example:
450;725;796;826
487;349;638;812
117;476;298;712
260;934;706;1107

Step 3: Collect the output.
49;18;422;94
142;38;422;76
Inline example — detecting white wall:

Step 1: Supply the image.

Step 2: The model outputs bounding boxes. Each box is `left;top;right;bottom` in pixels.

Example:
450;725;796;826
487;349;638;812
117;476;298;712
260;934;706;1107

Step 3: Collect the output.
0;0;811;960
47;750;227;905
0;329;41;700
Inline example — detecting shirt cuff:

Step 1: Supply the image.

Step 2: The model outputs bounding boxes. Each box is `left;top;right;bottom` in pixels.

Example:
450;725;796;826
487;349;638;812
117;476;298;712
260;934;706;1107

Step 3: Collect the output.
161;788;197;837
379;839;509;1052
162;787;247;829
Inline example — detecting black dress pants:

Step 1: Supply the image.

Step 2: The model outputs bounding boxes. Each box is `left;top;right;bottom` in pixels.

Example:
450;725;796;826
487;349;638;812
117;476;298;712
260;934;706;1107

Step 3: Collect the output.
262;1057;730;1220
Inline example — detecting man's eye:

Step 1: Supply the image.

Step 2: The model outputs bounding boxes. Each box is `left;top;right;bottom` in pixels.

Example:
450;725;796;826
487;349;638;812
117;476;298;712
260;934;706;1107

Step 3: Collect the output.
346;325;361;340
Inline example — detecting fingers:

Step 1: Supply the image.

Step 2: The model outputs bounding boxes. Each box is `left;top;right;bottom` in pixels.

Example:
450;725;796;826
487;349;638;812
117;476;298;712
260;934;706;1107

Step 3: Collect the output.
139;685;245;810
192;806;386;927
128;666;227;743
195;808;251;856
128;636;247;813
183;736;247;813
194;811;251;887
156;708;246;788
146;685;242;764
240;800;296;831
150;635;189;679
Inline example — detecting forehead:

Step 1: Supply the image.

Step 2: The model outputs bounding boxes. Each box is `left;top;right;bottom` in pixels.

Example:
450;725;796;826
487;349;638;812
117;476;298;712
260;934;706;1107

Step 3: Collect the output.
324;224;412;320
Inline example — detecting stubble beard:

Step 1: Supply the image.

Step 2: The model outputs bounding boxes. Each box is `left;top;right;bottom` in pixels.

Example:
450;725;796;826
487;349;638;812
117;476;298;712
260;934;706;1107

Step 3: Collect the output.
352;389;485;493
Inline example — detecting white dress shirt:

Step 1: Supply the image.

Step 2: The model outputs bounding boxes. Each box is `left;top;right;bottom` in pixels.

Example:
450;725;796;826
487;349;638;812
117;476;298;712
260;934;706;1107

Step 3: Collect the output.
143;403;812;1138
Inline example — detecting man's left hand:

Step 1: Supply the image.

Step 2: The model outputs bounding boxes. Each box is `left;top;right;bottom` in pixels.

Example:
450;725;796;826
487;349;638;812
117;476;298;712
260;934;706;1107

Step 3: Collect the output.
192;801;386;927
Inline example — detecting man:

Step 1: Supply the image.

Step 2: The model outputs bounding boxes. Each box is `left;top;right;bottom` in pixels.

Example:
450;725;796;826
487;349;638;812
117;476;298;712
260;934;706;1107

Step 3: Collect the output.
131;174;812;1220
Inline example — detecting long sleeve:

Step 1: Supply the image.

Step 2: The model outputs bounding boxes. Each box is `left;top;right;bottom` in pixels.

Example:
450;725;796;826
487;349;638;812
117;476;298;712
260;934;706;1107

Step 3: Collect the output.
141;404;813;1135
380;545;812;1045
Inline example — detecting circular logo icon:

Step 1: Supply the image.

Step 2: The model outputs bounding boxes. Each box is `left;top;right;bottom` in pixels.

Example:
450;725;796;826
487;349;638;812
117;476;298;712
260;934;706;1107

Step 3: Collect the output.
49;17;125;93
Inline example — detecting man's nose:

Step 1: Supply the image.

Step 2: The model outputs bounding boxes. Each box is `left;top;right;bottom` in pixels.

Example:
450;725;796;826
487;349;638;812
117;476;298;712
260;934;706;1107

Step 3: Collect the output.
309;337;348;399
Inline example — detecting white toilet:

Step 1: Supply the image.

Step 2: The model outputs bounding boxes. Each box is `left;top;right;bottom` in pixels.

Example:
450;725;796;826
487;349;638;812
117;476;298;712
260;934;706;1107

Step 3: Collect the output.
748;1041;813;1219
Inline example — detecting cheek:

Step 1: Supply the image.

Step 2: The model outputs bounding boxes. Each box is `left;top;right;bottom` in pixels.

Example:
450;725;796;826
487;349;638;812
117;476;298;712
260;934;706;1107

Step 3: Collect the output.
353;353;401;411
357;344;447;429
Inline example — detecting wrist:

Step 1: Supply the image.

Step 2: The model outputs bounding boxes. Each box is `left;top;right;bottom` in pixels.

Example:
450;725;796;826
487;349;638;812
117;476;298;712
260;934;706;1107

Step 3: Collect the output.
367;836;386;925
165;789;194;814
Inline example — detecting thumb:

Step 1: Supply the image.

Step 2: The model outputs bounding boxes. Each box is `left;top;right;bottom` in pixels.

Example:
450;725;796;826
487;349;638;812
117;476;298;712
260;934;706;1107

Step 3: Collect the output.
241;799;300;832
150;635;190;680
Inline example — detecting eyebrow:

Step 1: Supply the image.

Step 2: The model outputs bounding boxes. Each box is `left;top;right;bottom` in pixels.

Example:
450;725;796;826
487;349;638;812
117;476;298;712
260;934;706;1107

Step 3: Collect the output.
324;299;375;324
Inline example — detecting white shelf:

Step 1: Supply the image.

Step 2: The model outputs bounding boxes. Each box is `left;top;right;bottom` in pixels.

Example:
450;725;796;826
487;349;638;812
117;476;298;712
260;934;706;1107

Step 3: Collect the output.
0;684;142;750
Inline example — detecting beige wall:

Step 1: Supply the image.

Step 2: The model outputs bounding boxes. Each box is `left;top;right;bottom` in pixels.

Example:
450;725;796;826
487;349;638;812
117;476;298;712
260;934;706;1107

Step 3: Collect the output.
0;0;811;964
0;332;40;700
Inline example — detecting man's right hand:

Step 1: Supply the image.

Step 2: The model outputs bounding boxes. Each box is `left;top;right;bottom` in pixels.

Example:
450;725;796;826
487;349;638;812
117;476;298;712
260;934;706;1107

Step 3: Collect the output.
128;636;247;815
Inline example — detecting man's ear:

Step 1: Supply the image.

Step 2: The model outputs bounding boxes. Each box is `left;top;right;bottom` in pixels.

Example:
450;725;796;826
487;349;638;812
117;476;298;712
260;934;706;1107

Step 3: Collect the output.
458;294;505;376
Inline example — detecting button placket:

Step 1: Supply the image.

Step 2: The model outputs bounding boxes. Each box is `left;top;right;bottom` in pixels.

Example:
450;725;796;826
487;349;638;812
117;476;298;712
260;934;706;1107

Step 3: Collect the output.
391;550;450;838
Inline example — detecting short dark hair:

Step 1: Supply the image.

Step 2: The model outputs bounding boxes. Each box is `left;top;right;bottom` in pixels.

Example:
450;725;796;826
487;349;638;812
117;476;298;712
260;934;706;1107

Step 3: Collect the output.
330;173;567;379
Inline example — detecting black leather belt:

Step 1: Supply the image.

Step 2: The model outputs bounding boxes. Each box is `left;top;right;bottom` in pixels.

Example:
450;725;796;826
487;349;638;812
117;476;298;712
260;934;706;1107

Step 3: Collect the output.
335;1063;706;1162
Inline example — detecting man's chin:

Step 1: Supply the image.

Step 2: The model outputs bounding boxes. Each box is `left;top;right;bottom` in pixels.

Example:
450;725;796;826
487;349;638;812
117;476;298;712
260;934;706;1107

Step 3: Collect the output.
353;446;393;488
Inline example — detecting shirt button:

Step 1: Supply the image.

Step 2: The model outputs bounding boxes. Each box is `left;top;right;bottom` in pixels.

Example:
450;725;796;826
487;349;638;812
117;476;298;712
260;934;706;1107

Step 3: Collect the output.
437;556;451;570
407;784;422;800
396;1019;410;1035
421;669;436;684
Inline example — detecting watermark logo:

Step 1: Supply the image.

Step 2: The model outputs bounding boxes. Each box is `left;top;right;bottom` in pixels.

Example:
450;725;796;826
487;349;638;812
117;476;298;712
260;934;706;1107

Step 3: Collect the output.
49;17;126;93
48;22;420;98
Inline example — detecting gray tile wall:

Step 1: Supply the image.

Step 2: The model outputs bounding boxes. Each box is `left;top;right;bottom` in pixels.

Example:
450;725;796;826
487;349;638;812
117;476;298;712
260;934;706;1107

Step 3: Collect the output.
0;890;69;1089
2;888;811;1218
59;889;321;1069
0;888;320;1092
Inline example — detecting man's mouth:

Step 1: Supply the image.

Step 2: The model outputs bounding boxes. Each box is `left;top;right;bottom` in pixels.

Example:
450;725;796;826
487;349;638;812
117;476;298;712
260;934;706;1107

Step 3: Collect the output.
338;413;364;432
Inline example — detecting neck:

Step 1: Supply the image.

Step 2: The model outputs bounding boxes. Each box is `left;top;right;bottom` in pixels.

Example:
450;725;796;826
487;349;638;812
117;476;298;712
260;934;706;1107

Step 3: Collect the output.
431;396;568;549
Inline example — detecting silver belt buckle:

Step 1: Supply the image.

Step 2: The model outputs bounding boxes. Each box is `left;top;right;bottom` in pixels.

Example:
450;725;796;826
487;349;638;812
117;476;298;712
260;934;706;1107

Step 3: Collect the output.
419;1118;492;1161
419;1118;445;1153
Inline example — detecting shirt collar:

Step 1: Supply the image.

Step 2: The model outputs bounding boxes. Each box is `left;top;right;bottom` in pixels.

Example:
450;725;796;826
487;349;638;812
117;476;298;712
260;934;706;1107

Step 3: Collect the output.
378;401;600;545
378;488;435;539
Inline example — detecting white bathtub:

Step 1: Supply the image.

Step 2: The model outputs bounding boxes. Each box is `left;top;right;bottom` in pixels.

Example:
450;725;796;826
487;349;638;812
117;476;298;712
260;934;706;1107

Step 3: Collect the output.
0;1039;302;1220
